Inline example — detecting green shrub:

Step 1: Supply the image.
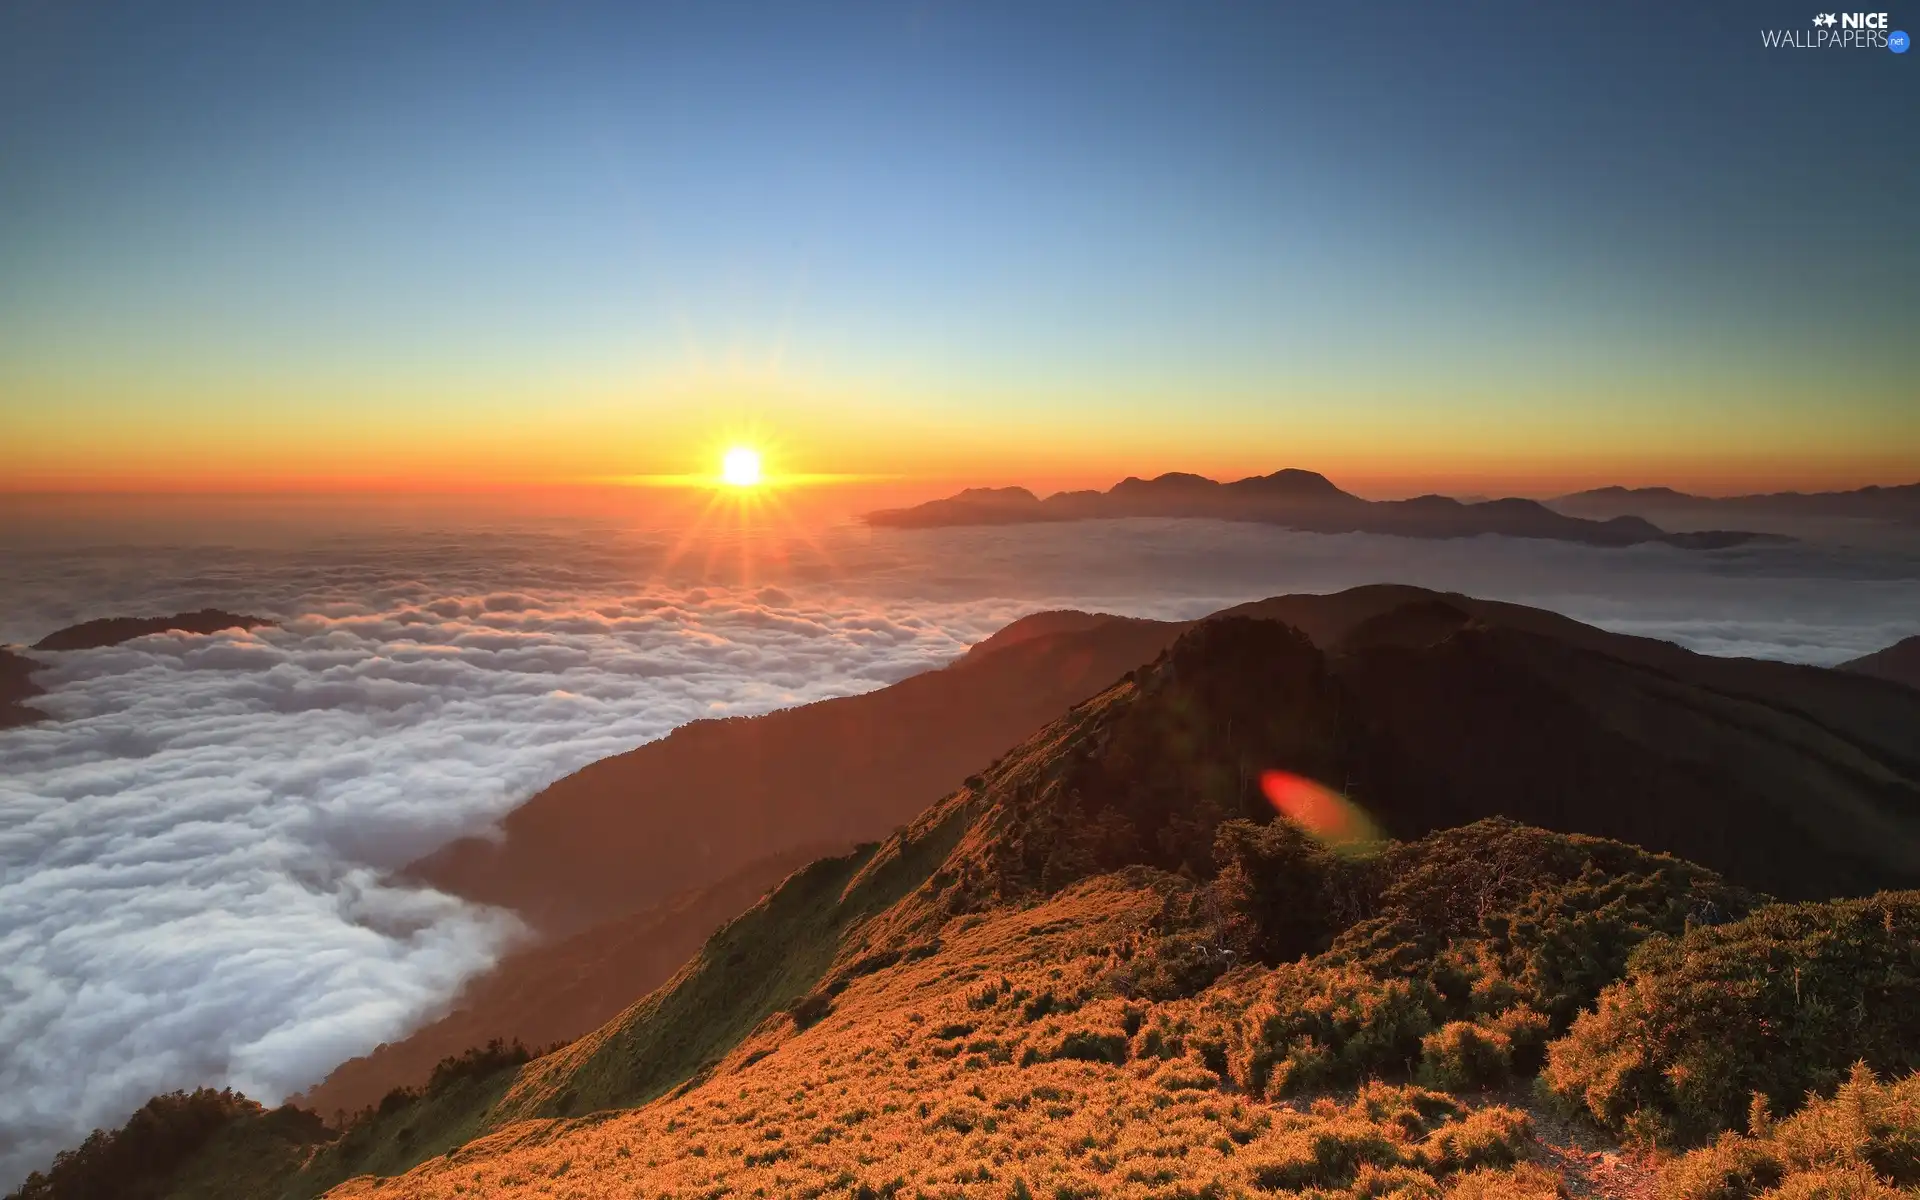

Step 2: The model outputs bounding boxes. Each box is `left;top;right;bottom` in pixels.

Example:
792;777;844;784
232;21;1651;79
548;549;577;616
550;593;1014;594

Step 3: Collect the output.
1241;1084;1536;1194
788;990;834;1029
1420;1022;1513;1092
424;1038;536;1094
6;1089;268;1200
1210;817;1384;965
1485;1009;1550;1077
1544;892;1920;1147
1326;819;1757;1032
1236;964;1435;1097
1659;1065;1920;1199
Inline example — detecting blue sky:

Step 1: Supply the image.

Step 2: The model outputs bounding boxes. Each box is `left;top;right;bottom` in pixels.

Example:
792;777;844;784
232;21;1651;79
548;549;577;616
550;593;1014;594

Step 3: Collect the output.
0;1;1913;492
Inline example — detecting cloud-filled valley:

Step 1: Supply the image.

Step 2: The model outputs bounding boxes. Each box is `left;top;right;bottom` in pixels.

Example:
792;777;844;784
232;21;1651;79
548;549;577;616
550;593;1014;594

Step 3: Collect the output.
2;507;1917;1188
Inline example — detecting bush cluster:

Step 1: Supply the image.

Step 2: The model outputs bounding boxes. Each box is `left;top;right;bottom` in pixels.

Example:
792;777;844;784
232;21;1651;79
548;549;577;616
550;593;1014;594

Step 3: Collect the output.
1199;818;1759;1098
6;1089;264;1200
1543;891;1920;1146
1660;1064;1920;1200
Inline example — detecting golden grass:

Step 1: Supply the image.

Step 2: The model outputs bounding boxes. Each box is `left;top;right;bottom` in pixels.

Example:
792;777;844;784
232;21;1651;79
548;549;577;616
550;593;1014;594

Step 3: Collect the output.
1659;1064;1920;1200
320;876;1558;1199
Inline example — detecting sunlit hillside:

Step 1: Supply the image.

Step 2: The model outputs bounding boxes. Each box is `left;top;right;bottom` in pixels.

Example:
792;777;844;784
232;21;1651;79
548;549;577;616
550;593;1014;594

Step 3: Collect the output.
12;606;1920;1200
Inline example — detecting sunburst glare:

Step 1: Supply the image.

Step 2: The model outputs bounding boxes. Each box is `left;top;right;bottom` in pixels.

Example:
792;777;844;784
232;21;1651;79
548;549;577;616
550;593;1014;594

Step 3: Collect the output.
721;447;762;487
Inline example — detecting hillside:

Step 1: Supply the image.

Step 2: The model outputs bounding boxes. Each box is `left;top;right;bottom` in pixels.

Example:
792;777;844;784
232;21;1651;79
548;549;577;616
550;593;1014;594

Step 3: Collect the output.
867;470;1771;548
1844;634;1920;690
350;587;1920;1115
408;611;1188;935
16;601;1920;1198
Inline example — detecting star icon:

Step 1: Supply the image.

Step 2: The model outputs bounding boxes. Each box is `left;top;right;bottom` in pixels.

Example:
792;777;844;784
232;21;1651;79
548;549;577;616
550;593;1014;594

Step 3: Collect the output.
1813;13;1838;26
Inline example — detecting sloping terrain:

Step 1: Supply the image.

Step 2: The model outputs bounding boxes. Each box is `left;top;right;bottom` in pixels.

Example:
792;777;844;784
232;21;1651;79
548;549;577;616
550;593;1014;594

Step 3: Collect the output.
409;611;1188;935
17;596;1920;1199
1845;635;1920;690
364;588;1919;1114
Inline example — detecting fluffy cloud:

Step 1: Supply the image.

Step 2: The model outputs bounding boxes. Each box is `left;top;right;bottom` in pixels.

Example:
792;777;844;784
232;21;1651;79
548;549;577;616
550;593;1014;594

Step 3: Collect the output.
1;513;1914;1187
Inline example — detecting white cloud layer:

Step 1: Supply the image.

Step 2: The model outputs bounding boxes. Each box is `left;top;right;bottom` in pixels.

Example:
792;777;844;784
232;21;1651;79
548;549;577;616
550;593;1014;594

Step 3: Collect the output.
2;510;1915;1187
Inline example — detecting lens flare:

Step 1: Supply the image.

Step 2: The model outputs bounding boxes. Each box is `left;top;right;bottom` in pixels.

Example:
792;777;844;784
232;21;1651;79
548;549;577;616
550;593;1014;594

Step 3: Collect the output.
1259;770;1382;846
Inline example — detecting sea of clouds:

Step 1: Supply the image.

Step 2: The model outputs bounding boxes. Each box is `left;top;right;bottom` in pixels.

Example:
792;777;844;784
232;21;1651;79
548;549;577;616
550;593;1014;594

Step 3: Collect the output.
2;505;1916;1187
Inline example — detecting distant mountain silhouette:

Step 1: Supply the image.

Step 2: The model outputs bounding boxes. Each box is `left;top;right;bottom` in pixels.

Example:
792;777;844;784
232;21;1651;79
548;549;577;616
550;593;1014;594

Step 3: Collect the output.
1552;481;1920;525
407;611;1190;936
868;470;1772;547
1845;636;1920;690
0;647;48;729
31;608;274;652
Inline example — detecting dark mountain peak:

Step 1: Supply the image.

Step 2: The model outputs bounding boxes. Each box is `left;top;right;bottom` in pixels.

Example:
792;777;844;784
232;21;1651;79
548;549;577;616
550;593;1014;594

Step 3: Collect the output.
32;608;275;652
949;485;1038;505
1469;496;1552;516
959;609;1142;663
1223;468;1355;501
1338;598;1476;652
1844;635;1920;690
1562;484;1697;502
1599;514;1664;536
1109;471;1220;495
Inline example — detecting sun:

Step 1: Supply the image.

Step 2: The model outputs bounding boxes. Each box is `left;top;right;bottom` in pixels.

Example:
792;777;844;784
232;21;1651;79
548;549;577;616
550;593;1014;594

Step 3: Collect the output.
720;446;762;487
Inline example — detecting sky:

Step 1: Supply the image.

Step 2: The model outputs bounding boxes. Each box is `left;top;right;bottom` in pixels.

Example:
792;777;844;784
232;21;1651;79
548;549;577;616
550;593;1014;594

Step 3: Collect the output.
0;0;1915;496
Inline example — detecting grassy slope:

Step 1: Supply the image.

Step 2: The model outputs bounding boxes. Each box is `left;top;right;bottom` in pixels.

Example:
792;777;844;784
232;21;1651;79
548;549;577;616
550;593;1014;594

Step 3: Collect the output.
33;597;1920;1198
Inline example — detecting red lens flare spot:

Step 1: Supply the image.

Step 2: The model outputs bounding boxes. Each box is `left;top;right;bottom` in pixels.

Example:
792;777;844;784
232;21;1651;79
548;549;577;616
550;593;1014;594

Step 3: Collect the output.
1259;770;1381;845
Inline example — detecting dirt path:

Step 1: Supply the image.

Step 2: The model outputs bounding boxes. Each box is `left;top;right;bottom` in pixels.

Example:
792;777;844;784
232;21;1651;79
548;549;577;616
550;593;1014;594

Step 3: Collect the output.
1504;1088;1660;1200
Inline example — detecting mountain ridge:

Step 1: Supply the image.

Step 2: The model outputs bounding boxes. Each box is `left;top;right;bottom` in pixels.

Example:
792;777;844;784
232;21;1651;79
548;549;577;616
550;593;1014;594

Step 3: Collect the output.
867;470;1775;548
1550;480;1920;525
13;590;1920;1198
407;611;1189;936
352;586;1920;1122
